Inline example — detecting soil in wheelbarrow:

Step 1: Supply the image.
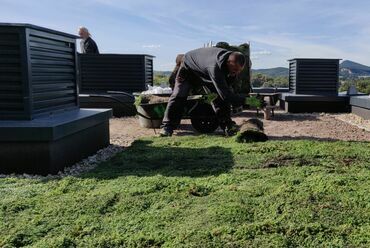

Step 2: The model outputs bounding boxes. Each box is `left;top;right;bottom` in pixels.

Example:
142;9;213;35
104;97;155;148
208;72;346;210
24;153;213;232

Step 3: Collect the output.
136;95;170;105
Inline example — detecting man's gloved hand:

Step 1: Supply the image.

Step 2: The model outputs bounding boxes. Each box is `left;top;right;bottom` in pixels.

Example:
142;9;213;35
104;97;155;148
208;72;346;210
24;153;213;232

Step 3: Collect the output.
224;121;240;137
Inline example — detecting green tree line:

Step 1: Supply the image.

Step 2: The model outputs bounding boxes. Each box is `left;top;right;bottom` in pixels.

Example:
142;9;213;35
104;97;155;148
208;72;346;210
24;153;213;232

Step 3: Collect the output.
153;74;169;86
251;73;288;88
339;78;370;94
154;72;370;94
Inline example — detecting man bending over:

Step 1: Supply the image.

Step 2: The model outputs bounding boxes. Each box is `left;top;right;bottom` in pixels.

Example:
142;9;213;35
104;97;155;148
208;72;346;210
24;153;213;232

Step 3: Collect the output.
160;47;246;137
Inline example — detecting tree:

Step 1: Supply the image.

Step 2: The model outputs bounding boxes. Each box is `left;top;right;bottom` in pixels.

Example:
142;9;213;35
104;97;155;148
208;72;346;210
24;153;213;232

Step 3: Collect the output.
339;78;370;94
153;74;169;86
251;73;273;87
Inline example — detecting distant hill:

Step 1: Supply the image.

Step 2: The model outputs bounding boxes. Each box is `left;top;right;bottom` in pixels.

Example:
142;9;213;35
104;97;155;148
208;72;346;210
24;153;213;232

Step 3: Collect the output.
154;71;172;77
340;60;370;77
252;61;370;78
252;67;289;77
155;60;370;79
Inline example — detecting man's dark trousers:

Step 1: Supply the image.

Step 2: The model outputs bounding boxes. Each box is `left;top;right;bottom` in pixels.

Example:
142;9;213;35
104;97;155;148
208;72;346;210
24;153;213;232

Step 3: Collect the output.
162;66;232;131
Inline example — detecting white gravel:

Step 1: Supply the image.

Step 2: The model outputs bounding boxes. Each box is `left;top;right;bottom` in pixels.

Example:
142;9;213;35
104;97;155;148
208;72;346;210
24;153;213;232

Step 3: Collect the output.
333;113;370;132
0;144;124;180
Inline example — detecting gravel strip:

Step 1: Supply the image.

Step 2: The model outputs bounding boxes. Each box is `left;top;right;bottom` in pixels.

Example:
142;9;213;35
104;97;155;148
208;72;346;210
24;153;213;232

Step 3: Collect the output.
333;113;370;132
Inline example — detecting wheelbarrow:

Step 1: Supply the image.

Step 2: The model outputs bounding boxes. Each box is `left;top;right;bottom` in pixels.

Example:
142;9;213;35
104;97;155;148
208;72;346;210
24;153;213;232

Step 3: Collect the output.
101;91;261;134
136;94;225;134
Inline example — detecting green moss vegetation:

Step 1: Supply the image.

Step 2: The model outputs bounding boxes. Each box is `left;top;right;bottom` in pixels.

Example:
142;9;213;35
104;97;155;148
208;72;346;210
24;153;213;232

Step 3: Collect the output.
1;136;369;247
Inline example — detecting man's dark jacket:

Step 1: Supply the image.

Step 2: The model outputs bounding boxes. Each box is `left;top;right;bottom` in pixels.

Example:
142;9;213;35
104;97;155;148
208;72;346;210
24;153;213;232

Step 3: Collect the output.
183;47;244;106
82;37;99;54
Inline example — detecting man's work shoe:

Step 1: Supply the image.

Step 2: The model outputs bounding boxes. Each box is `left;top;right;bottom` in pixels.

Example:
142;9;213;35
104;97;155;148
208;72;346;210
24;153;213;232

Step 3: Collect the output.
159;127;173;137
224;122;240;137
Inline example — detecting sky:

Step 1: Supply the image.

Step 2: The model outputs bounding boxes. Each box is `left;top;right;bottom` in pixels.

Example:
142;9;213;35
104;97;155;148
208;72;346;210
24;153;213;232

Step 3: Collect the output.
1;0;370;70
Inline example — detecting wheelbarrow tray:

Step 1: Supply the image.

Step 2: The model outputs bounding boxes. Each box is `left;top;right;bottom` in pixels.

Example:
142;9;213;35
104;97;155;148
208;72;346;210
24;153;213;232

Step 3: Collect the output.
136;94;242;133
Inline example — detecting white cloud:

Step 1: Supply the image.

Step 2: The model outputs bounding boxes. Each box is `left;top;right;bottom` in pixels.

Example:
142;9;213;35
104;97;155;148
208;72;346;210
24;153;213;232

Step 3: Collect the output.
214;25;260;31
252;50;272;56
156;63;175;70
4;0;370;70
142;44;161;49
251;33;353;59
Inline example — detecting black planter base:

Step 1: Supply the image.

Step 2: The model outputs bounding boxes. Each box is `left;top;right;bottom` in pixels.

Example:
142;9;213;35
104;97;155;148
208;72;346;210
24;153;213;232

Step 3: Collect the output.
0;109;112;175
79;93;136;117
279;93;350;113
350;96;370;120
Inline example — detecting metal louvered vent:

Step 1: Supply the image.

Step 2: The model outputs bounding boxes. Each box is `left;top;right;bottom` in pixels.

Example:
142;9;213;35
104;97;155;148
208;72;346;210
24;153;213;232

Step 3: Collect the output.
145;58;153;85
0;23;79;120
0;29;25;119
289;59;340;95
29;29;77;115
288;60;296;93
79;54;154;93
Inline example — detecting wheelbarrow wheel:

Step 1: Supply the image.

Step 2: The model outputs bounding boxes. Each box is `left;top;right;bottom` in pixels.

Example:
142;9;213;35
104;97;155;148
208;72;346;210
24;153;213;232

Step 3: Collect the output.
189;103;219;133
191;116;219;133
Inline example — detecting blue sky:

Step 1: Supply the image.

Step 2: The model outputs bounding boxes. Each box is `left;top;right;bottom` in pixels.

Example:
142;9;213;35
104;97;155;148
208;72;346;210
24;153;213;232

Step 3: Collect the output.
1;0;370;70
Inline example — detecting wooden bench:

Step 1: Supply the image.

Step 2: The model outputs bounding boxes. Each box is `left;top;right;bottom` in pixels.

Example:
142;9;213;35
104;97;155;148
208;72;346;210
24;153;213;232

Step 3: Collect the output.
251;93;280;120
262;105;279;120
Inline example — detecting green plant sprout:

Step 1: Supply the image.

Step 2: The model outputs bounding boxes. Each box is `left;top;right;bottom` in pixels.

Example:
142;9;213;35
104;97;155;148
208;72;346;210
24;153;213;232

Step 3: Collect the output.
245;96;262;108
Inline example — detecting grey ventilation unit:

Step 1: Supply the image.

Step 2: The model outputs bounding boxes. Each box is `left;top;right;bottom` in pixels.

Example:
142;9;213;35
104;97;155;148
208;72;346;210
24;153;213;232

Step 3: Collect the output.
0;23;79;120
289;58;340;95
79;54;154;93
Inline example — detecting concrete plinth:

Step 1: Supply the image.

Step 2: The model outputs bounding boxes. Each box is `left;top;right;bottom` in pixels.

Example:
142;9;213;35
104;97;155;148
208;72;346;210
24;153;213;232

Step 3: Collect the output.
279;93;350;113
350;96;370;120
79;93;136;117
0;109;112;175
